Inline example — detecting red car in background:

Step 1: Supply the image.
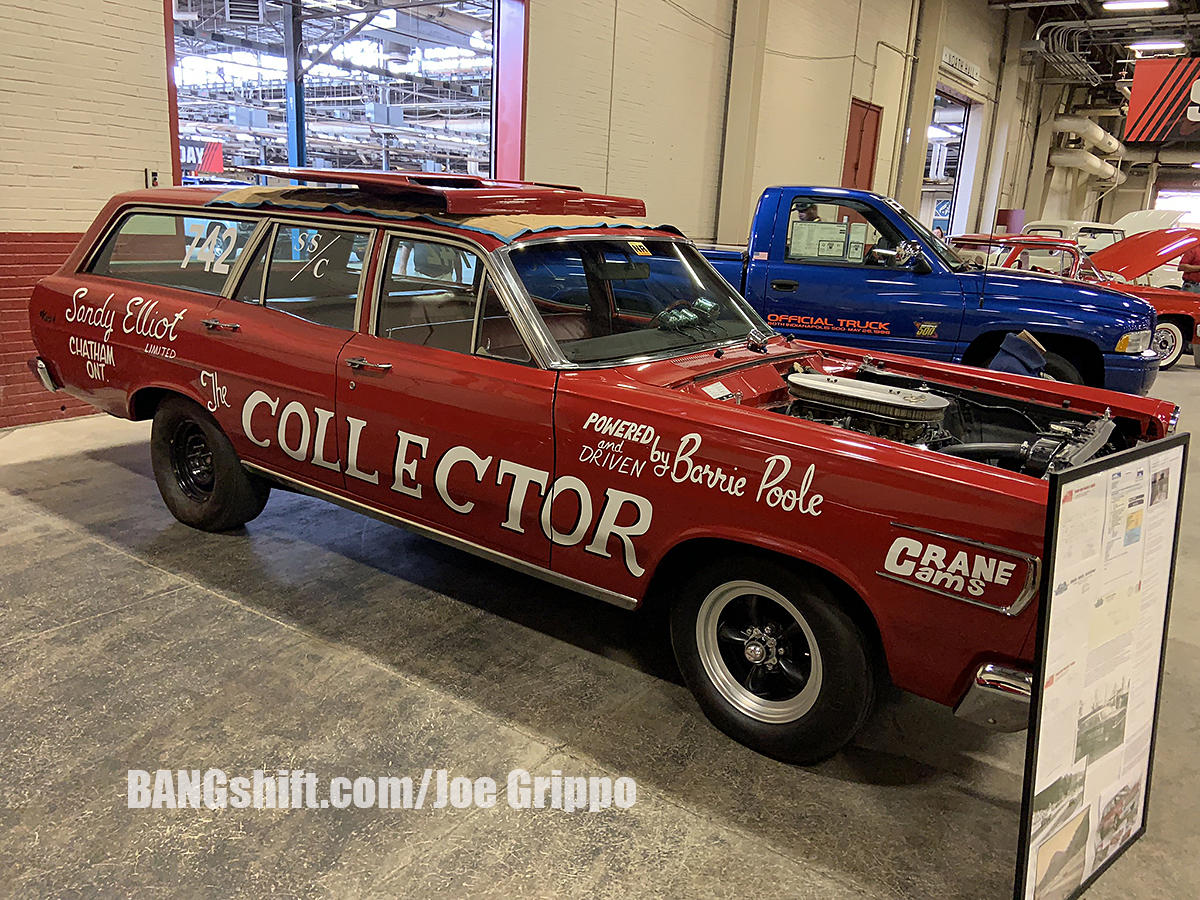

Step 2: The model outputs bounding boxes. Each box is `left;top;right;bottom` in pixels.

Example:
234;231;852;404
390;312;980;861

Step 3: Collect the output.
26;170;1180;764
950;230;1200;369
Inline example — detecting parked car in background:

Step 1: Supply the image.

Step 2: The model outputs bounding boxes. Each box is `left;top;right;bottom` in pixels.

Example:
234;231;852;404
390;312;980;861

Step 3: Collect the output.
950;229;1200;369
1023;209;1182;252
25;169;1180;764
1023;210;1184;288
700;186;1160;393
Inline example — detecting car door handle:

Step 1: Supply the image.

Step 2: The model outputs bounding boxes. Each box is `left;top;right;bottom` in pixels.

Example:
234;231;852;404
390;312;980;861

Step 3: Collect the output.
770;279;799;292
201;318;240;332
345;356;392;371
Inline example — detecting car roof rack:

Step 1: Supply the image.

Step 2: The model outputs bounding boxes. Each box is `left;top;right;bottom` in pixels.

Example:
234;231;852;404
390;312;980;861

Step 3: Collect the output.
239;166;647;217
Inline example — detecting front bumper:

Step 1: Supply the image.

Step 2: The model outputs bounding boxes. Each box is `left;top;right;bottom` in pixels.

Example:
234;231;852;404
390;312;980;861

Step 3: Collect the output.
1103;350;1159;396
27;357;59;393
953;663;1033;732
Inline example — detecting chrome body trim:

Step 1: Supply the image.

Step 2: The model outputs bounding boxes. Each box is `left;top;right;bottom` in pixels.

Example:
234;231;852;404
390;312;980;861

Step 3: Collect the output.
953;662;1033;732
242;461;640;611
1168;404;1181;435
32;357;59;392
876;522;1041;617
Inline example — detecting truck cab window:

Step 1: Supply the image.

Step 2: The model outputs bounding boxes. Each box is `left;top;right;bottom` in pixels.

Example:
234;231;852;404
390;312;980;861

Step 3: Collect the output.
783;198;904;268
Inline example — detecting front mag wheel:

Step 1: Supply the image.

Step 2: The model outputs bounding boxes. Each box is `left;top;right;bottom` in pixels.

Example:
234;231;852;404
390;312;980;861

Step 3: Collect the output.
1153;321;1184;370
671;557;876;764
151;395;270;532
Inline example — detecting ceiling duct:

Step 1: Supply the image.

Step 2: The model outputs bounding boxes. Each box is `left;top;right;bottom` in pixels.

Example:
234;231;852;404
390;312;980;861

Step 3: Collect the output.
224;0;265;25
1049;148;1128;184
1052;116;1125;156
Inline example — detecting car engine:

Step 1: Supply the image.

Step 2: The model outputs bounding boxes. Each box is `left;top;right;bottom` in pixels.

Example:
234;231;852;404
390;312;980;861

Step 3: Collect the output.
783;370;1119;478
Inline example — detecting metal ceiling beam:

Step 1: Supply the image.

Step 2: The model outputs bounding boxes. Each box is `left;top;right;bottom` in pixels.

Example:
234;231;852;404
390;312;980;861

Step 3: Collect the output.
298;1;483;22
304;11;379;70
988;1;1078;9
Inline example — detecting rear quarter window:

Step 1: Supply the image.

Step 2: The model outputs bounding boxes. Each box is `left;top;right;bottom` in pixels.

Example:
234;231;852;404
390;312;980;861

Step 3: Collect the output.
88;211;258;295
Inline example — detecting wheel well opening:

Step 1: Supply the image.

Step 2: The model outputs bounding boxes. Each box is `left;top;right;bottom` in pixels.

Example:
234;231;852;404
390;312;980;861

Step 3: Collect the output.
1159;314;1196;344
129;387;171;421
962;331;1103;387
645;538;890;683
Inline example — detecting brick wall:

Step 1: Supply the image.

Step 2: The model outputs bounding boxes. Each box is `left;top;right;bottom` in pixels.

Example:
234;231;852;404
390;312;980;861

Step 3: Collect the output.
0;233;91;428
0;0;173;427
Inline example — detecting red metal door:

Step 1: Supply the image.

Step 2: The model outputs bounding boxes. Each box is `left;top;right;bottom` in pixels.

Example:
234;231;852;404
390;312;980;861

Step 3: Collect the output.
841;98;883;191
334;333;556;567
332;233;556;568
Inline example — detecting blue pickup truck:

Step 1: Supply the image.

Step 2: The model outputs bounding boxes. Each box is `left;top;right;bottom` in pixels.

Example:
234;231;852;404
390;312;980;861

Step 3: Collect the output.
700;186;1160;394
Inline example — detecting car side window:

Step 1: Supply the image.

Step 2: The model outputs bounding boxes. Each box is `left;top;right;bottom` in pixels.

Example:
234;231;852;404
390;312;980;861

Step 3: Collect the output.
88;211;257;294
375;236;485;353
476;281;533;365
234;224;370;331
782;197;905;268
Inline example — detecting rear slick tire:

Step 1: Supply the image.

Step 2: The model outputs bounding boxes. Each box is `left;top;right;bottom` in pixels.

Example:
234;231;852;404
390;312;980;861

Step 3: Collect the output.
150;395;270;532
670;556;876;765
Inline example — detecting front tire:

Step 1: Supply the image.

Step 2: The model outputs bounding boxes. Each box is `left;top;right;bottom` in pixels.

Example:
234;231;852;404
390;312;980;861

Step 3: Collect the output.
1153;321;1185;370
151;395;269;532
670;556;876;764
1042;350;1084;384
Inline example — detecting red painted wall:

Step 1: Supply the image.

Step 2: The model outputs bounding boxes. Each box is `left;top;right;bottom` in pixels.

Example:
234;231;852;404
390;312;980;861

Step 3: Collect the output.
0;232;93;428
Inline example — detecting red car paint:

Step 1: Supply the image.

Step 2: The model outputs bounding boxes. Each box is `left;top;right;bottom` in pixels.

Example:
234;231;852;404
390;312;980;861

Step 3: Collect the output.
29;184;1178;715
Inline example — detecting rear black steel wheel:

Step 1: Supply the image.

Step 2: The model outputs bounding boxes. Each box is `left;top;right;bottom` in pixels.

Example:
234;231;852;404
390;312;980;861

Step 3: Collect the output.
151;395;269;532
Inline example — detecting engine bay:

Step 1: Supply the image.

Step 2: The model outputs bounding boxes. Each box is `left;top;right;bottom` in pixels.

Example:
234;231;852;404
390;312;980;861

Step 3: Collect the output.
776;361;1133;478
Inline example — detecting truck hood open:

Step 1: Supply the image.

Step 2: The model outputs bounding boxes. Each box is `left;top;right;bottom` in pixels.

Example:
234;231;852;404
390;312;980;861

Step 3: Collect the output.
1090;228;1200;281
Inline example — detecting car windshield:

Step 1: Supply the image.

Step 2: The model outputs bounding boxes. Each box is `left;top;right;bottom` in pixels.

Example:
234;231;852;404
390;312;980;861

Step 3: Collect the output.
504;238;769;364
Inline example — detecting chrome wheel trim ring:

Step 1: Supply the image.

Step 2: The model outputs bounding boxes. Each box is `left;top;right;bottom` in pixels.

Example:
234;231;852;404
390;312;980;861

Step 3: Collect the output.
695;580;824;723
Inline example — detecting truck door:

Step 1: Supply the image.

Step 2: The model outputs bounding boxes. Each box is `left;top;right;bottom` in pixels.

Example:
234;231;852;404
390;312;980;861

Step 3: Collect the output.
759;192;965;359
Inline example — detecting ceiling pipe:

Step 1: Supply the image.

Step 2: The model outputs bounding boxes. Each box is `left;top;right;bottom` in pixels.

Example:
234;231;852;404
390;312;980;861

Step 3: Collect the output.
1049;148;1128;184
1121;149;1200;165
1052;115;1125;156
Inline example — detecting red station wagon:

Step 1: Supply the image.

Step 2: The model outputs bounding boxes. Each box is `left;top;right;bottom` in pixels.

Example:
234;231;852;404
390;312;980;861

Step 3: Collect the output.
27;169;1180;763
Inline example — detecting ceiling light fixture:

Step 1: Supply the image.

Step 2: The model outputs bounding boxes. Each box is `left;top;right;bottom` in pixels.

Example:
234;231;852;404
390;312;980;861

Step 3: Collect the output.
1103;0;1170;10
1128;40;1188;51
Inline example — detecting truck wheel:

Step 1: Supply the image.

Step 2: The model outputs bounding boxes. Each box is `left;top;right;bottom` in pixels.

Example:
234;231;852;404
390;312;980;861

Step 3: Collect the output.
1041;351;1084;385
150;395;270;532
1152;322;1185;370
670;556;875;764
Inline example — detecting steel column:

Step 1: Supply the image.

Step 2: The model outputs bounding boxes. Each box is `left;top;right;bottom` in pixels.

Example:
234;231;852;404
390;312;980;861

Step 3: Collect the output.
283;0;307;167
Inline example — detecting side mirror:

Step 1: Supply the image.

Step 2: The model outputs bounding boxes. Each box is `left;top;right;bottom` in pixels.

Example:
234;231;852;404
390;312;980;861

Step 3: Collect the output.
893;240;932;274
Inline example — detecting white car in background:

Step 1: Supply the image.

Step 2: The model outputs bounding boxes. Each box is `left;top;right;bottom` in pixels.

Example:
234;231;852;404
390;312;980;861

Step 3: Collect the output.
1024;210;1185;287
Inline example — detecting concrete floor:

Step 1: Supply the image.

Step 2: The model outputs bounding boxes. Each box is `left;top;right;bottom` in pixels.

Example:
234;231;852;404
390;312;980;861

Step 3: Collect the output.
1;371;1197;900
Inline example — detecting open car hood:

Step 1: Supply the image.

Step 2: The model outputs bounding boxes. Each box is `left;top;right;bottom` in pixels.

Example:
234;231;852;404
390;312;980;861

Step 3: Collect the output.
1111;209;1184;235
1090;227;1200;280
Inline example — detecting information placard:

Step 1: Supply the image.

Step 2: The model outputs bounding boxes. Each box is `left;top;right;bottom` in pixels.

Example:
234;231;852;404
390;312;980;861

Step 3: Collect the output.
1016;435;1188;900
